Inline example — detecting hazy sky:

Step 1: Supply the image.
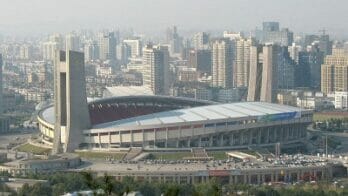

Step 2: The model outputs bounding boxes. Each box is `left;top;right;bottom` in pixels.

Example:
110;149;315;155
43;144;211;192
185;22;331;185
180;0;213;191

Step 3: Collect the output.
1;0;347;37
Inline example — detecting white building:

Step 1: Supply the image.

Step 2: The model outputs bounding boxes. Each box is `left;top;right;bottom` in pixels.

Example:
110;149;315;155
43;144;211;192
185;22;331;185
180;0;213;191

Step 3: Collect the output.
334;91;348;109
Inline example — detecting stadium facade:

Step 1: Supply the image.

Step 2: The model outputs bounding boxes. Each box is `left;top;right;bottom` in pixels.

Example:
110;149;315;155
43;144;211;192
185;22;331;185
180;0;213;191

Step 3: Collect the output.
38;50;312;153
38;95;312;150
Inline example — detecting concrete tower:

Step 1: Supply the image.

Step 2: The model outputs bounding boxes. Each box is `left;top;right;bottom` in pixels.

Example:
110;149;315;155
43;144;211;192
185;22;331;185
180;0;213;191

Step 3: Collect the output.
247;45;279;103
52;50;91;154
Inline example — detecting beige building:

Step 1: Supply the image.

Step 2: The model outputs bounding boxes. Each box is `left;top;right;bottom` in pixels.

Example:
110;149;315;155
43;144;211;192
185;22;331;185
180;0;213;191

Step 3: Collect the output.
234;38;254;87
142;44;170;95
212;39;233;88
321;48;348;94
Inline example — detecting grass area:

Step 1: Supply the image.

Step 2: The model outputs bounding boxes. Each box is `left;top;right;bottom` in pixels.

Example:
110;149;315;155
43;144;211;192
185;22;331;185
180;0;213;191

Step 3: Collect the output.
75;151;125;160
148;152;192;160
208;151;227;160
16;143;51;155
313;112;348;121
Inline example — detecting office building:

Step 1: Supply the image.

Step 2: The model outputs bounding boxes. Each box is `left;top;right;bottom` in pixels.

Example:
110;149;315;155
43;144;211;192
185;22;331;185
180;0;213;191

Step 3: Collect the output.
297;44;324;88
188;49;212;74
248;45;280;103
52;50;91;154
65;33;80;51
212;39;233;89
142;44;170;95
123;38;142;57
98;32;117;61
166;26;183;54
321;48;348;94
84;41;99;61
116;43;131;65
262;22;293;46
192;32;209;49
0;54;10;133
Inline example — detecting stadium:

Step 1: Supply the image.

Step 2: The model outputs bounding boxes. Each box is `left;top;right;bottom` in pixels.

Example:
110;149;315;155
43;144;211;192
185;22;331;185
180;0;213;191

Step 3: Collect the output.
38;94;313;150
37;51;313;152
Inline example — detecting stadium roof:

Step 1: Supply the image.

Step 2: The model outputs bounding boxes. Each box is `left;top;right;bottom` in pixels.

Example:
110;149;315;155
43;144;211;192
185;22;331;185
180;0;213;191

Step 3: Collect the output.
91;102;307;130
103;86;153;97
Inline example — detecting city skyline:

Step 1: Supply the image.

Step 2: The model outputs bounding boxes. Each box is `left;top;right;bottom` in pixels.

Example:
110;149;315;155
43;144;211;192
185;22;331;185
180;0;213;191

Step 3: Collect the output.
0;0;348;38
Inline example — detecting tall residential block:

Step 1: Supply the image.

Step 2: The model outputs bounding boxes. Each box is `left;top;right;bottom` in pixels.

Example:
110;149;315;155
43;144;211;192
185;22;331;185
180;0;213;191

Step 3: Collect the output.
143;44;170;95
321;48;348;94
234;38;253;87
53;50;91;154
212;39;233;89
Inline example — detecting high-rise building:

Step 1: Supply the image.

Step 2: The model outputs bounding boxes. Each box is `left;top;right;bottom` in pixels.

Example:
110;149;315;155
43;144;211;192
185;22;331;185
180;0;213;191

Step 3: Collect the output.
321;48;348;94
0;54;10;133
116;43;131;65
263;22;280;32
192;32;209;50
297;44;324;88
123;38;142;57
42;41;60;61
288;43;302;63
98;32;117;61
262;22;293;46
304;33;333;56
53;50;91;154
19;44;33;60
248;44;280;103
65;33;80;51
188;49;212;74
212;39;233;89
166;26;183;54
143;44;170;95
84;41;99;61
277;46;296;89
234;38;254;87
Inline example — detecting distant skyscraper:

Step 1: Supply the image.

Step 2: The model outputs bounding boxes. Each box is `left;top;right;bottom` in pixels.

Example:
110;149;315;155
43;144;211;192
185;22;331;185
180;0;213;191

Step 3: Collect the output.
212;39;233;89
262;22;280;32
65;33;80;51
321;48;348;94
143;44;170;95
288;43;302;63
42;41;60;61
84;41;99;61
192;32;209;49
188;49;212;74
262;22;293;46
297;44;324;88
53;50;91;154
123;38;143;57
166;26;183;54
304;33;333;56
248;44;280;103
0;54;9;133
116;43;131;65
19;44;33;60
98;32;117;61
